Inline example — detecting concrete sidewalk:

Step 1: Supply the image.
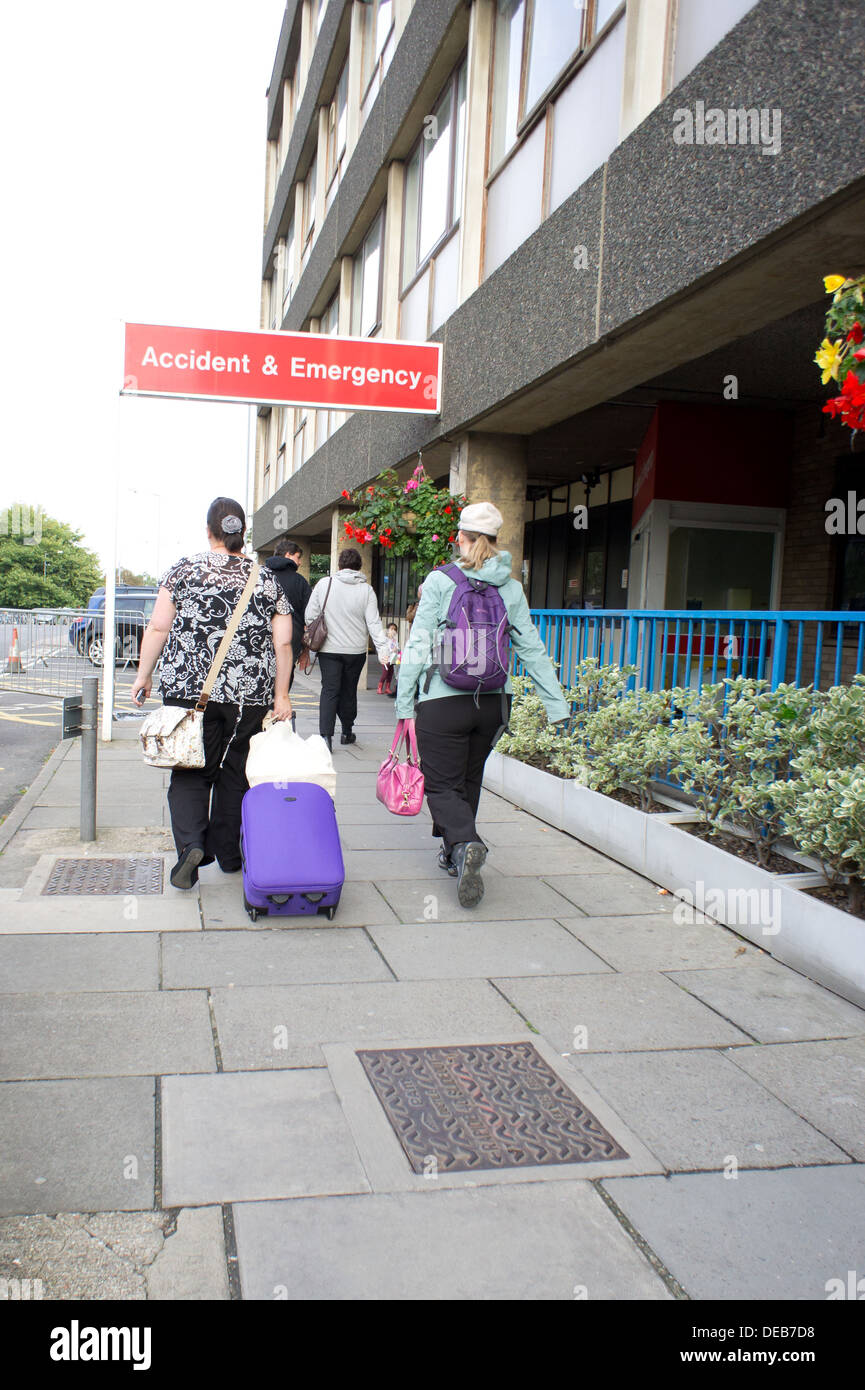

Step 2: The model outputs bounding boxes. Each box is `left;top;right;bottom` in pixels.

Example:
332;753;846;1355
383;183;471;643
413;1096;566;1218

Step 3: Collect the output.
1;672;864;1300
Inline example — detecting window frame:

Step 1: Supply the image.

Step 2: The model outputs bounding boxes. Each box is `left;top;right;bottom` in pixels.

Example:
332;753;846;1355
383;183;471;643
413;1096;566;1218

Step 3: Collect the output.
325;58;349;198
360;0;395;104
400;58;467;296
301;153;318;258
488;0;624;179
350;205;386;339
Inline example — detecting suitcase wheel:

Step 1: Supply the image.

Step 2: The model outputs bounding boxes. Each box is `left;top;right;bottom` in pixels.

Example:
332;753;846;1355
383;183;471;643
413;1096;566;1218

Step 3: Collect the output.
324;906;337;921
244;897;261;923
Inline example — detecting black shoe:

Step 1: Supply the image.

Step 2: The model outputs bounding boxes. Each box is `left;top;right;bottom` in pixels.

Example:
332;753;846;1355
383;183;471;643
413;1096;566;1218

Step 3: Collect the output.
324;735;333;752
437;848;458;878
218;860;242;874
340;732;357;744
170;845;205;890
451;841;487;908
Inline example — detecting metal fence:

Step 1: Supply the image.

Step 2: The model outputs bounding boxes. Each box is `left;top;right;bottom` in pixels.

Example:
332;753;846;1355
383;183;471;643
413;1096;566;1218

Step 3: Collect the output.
0;608;149;699
524;609;865;693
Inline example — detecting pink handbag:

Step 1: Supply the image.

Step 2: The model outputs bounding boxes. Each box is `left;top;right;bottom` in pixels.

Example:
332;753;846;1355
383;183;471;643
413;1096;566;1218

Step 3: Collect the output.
376;720;425;816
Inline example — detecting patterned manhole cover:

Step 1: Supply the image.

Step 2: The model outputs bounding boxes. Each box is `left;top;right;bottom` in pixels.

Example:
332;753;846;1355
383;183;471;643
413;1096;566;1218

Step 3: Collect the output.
356;1041;629;1174
42;858;165;896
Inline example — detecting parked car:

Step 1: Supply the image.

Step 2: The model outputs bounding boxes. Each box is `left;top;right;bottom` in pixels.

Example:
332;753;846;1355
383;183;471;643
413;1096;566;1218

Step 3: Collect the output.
86;595;159;667
69;587;158;659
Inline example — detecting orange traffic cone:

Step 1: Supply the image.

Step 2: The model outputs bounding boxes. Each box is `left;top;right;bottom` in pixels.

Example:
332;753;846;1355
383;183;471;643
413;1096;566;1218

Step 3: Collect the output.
5;626;24;673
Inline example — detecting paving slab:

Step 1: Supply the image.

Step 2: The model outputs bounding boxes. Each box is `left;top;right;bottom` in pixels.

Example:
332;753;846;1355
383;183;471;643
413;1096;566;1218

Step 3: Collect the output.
336;803;432;826
342;849;449;880
603;1165;865;1300
374;874;577;924
339;821;445;850
161;927;393;988
0;932;159;993
576;1048;847;1171
472;793;529;822
542;872;674;916
560;914;766;972
146;1205;229;1300
726;1038;865;1160
199;878;399;929
0;991;215;1079
478;821;580;848
0;1212;166;1299
325;1037;664;1193
495;970;751;1053
233;1182;672;1300
22;805;166;830
368;919;612;980
0;896;201;934
668;961;865;1043
161;1070;371;1206
487;843;624;876
0;1078;154;1215
211;979;527;1069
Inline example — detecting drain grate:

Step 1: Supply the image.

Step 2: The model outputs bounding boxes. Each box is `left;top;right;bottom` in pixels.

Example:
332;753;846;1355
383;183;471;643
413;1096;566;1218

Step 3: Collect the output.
357;1041;629;1174
42;857;165;896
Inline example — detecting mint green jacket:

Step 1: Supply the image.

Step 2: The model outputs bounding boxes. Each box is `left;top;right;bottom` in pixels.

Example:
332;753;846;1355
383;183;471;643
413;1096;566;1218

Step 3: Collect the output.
395;552;570;723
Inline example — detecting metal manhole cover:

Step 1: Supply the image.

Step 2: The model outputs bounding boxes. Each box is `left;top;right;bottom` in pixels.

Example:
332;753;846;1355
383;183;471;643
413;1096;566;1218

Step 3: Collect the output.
356;1041;629;1174
42;858;165;896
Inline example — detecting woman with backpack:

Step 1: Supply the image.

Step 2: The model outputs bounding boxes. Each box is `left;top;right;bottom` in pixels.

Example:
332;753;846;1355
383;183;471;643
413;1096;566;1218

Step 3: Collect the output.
395;502;570;908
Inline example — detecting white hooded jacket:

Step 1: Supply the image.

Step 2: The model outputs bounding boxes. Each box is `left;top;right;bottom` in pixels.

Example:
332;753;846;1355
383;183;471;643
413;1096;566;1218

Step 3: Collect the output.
305;569;390;660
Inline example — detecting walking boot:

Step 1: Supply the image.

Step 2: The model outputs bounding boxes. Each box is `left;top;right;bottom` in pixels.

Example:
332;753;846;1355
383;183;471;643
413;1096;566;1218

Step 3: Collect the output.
437;847;458;877
170;845;205;891
451;841;487;908
324;735;333;753
340;731;357;744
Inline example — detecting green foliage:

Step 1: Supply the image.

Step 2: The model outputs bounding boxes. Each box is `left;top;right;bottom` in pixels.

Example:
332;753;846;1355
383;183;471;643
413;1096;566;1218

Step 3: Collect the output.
117;568;158;588
0;505;103;609
341;463;466;572
771;678;865;905
310;553;331;585
500;663;865;903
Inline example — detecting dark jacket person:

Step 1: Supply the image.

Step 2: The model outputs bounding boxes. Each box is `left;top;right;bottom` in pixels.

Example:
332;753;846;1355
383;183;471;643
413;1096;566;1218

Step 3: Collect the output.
265;540;311;689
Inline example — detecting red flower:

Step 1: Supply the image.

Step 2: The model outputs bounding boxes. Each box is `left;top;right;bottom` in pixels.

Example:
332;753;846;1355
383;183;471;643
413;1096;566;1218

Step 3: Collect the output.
447;534;455;543
341;489;351;499
848;323;864;345
444;505;452;514
367;487;375;495
344;522;355;538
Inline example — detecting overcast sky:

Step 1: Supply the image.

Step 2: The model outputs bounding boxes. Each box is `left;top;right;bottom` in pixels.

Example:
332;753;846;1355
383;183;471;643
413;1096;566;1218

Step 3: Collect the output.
0;0;287;580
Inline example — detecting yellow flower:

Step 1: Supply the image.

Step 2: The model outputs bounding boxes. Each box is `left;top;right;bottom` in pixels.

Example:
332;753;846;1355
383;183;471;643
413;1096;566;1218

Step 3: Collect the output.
824;274;846;294
815;337;845;384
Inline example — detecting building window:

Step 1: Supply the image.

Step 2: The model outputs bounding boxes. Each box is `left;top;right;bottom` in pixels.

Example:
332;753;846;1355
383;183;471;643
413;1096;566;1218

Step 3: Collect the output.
293;409;308;472
314;0;328;36
325;60;348;211
402;60;467;290
351;206;385;337
301;154;318;267
281;216;296;318
316;293;340;447
360;0;394;105
281;72;296;164
269;256;281;330
490;0;589;171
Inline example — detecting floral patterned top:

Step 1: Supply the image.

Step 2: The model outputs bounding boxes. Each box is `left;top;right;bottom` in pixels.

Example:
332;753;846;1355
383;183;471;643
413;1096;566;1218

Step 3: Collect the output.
158;552;292;707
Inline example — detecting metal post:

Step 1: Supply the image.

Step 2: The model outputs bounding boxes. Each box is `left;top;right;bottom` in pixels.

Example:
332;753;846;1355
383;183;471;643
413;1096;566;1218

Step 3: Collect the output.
81;676;98;842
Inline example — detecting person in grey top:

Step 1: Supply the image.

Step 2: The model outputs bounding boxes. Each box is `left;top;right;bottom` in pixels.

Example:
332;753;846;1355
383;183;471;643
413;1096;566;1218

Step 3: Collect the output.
305;547;390;749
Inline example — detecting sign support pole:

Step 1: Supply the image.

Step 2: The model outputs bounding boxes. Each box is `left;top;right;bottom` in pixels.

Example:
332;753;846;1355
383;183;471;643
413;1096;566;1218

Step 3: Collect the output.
102;338;123;742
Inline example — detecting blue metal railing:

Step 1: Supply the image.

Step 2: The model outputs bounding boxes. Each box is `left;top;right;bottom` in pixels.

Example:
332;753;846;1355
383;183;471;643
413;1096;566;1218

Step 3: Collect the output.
522;609;865;692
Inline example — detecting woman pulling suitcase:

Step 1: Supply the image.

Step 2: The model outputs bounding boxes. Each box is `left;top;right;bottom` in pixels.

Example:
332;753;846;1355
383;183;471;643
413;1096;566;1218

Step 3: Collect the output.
395;502;570;908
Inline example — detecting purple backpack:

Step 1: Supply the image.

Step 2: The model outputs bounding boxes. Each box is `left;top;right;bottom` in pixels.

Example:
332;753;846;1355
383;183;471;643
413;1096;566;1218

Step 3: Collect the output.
424;562;514;698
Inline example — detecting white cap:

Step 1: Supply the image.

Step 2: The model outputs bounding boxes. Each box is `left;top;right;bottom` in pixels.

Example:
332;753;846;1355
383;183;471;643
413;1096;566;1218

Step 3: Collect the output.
458;502;503;537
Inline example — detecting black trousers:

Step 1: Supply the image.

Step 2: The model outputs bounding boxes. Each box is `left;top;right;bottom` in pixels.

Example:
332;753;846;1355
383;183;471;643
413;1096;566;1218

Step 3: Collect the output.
164;698;267;867
317;652;366;738
415;693;511;857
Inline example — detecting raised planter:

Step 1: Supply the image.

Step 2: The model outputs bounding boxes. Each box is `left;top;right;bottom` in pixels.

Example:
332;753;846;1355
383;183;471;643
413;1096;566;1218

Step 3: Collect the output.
484;751;865;1010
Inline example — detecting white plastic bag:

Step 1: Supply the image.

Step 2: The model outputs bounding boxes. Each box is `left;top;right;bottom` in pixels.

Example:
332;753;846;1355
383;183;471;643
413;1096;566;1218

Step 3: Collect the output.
246;717;336;800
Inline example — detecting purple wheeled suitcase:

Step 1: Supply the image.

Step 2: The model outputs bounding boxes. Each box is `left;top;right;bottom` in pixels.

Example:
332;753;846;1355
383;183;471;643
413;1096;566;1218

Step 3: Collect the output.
240;782;344;921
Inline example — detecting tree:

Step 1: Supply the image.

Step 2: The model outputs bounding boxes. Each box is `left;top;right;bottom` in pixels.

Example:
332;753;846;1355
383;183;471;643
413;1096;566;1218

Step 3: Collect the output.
0;505;103;608
118;567;158;587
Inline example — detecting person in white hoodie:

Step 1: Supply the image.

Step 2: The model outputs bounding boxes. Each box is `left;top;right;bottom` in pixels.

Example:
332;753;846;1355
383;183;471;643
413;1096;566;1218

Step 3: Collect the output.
305;547;390;750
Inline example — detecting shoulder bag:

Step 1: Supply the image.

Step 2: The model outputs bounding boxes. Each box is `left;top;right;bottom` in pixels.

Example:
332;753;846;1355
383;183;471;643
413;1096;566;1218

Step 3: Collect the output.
305;577;332;652
376;719;425;816
140;563;261;768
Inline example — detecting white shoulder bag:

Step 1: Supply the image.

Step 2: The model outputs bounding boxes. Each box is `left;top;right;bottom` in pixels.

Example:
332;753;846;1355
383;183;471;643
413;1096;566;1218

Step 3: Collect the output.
139;564;260;769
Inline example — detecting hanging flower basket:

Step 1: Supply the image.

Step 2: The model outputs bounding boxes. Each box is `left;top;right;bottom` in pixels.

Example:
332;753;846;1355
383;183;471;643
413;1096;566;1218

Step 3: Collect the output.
341;465;466;571
816;274;865;434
